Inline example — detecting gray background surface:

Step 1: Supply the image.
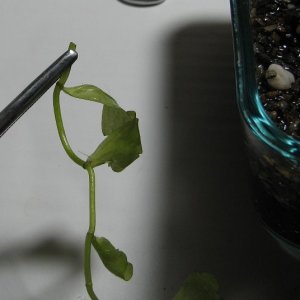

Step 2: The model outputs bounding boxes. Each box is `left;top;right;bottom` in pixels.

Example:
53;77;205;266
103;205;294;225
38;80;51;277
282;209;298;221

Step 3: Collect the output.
0;0;299;299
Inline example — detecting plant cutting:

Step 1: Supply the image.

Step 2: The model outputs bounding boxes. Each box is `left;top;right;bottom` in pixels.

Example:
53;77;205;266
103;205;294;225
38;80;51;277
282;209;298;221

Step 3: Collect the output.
53;42;142;299
55;43;224;300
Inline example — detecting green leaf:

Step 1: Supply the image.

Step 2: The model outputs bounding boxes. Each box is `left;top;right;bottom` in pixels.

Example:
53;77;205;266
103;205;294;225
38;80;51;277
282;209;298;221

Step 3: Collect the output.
63;85;119;108
61;83;142;171
101;105;133;136
88;116;142;172
173;273;221;300
92;237;133;281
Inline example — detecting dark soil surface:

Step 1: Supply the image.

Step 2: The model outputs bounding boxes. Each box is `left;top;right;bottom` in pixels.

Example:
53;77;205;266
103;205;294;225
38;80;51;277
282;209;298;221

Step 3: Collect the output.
251;0;300;139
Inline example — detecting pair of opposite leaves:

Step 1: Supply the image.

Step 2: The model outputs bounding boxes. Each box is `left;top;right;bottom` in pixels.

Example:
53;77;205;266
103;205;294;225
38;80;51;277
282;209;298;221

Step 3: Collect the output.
63;84;142;172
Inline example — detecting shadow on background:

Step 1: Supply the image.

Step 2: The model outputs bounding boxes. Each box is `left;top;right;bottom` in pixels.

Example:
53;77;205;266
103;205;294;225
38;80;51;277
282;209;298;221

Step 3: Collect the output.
162;22;300;300
0;233;82;300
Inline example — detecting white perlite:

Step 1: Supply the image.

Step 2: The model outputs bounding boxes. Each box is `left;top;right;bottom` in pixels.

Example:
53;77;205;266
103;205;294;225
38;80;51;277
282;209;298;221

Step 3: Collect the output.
265;63;295;90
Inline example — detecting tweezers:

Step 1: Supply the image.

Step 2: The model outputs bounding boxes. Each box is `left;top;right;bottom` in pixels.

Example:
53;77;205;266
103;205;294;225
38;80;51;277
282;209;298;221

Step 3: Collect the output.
0;48;78;137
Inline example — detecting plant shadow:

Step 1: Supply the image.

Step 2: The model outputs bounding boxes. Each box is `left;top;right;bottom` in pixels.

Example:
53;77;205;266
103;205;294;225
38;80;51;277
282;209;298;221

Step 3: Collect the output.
161;22;300;300
0;232;82;300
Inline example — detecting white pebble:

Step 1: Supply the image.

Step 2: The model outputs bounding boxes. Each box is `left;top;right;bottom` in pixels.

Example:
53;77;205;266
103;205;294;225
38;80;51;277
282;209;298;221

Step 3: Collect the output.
265;64;295;90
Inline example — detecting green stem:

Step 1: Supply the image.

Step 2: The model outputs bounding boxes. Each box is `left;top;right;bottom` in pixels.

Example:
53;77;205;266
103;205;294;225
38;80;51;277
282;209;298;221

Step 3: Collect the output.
53;83;85;168
84;164;98;299
52;42;85;168
86;164;96;234
53;43;99;300
85;233;98;300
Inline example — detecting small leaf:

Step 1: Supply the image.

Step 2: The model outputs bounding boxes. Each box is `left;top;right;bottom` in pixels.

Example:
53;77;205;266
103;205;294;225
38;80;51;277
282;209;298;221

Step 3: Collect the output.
88;117;142;172
92;237;133;281
173;273;221;300
63;85;119;108
101;105;132;136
